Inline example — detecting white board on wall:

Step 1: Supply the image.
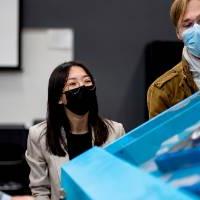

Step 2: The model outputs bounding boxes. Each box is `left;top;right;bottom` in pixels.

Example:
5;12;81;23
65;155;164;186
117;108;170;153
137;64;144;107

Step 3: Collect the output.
0;0;19;68
0;28;74;127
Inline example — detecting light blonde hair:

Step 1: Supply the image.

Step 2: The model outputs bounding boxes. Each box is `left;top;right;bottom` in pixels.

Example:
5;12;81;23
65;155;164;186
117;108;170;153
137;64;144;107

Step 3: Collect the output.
170;0;189;27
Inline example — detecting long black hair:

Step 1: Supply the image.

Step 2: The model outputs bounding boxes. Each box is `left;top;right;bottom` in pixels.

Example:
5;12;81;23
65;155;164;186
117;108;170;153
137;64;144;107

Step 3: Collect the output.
46;61;111;156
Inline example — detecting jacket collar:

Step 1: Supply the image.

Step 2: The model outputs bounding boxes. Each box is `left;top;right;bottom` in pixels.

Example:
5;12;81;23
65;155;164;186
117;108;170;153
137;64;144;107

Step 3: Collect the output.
181;58;199;92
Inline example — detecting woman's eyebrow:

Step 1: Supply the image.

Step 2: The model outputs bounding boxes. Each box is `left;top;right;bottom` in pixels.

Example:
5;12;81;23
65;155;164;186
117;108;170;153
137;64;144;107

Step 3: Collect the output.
67;75;90;80
183;14;200;24
182;18;192;24
82;75;90;78
67;77;76;80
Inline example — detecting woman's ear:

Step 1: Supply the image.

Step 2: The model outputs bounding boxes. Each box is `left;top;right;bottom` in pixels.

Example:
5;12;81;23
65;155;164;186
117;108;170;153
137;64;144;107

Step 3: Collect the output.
58;94;64;104
58;99;63;104
177;31;182;40
176;26;183;40
58;94;67;105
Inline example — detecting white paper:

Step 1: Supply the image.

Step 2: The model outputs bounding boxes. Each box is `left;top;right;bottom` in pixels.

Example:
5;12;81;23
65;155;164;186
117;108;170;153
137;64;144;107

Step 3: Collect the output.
0;0;19;66
47;28;74;50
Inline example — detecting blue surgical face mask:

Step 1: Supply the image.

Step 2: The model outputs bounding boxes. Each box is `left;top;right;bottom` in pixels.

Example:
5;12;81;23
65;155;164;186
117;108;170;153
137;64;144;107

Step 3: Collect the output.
182;23;200;58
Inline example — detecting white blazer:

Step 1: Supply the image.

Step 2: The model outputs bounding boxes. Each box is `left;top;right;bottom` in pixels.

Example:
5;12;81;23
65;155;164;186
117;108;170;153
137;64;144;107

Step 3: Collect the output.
25;120;125;200
0;191;10;200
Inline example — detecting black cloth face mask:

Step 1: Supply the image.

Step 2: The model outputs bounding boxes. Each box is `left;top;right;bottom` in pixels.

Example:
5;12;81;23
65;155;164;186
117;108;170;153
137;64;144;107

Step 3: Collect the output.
64;85;96;115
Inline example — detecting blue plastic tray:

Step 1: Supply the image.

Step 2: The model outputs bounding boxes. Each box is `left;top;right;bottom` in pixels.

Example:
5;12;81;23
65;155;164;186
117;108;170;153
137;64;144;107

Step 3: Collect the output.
61;91;200;199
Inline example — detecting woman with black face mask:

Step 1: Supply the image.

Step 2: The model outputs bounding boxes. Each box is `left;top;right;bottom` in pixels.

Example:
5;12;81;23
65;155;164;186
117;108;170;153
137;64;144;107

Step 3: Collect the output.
25;61;125;200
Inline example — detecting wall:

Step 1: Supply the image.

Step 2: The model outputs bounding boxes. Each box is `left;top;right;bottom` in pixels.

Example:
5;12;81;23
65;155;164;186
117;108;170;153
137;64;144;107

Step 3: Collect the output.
0;0;178;130
0;29;73;127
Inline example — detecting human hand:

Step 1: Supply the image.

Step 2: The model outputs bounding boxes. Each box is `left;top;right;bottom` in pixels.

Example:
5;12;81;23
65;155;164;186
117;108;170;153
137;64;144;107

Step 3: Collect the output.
11;196;34;200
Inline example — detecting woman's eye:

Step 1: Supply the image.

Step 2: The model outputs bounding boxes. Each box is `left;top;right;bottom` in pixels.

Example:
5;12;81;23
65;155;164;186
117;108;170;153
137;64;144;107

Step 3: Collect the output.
84;80;92;85
85;80;92;83
84;78;92;83
183;23;193;28
68;82;77;86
